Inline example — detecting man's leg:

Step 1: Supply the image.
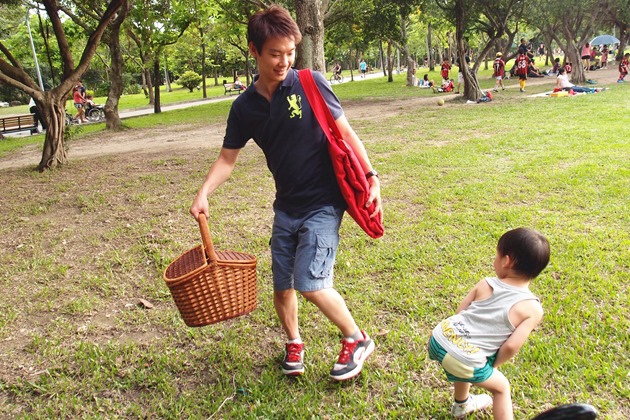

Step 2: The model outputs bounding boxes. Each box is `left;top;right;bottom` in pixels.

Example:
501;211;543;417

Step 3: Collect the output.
301;289;358;337
271;210;305;376
274;289;299;339
293;206;373;380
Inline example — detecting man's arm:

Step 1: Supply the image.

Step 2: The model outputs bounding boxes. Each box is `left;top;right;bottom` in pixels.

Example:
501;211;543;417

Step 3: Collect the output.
335;114;382;220
189;147;240;220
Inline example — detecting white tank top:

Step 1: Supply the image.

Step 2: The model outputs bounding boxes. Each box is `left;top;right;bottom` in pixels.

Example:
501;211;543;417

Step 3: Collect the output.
432;277;539;367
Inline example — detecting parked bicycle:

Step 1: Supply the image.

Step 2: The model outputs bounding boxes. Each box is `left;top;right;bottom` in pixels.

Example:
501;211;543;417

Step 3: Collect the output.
65;112;79;126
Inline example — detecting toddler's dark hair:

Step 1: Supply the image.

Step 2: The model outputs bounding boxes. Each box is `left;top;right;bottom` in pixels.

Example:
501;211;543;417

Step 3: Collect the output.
498;228;550;279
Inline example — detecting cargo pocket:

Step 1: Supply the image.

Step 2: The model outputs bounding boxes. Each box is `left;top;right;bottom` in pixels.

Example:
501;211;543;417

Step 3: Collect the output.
308;233;338;279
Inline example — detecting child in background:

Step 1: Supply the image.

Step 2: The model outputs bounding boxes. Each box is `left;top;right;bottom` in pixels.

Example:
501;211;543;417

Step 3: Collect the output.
564;61;572;74
618;53;629;83
441;58;452;83
492;52;505;92
600;45;608;69
550;57;561;75
428;228;550;419
515;51;530;92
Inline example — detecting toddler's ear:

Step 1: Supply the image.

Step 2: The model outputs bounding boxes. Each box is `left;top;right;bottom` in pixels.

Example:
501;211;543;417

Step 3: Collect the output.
502;254;516;269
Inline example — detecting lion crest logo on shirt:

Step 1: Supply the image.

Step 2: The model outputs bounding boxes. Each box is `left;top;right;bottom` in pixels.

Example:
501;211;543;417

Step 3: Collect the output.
287;94;302;119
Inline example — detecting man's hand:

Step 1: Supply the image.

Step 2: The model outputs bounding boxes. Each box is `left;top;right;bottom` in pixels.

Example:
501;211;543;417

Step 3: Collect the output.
366;176;382;221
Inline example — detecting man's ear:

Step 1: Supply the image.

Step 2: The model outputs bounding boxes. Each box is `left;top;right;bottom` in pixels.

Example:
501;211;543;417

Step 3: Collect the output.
248;42;259;58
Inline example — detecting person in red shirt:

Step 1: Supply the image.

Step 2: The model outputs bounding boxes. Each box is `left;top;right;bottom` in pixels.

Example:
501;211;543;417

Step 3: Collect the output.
619;53;629;83
441;58;451;82
492;52;505;92
564;61;573;74
72;86;87;123
516;52;530;92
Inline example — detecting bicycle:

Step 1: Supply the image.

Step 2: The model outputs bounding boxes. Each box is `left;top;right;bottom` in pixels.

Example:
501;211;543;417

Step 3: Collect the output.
329;72;343;84
65;112;79;125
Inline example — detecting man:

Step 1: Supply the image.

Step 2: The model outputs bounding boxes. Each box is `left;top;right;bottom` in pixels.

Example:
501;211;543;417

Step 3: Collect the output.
189;5;382;381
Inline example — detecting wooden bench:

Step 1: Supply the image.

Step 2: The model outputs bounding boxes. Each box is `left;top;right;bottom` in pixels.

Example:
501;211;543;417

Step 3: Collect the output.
0;114;38;136
223;83;244;95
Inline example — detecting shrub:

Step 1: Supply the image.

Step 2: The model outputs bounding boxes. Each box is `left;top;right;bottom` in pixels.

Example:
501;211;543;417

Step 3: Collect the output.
177;71;202;92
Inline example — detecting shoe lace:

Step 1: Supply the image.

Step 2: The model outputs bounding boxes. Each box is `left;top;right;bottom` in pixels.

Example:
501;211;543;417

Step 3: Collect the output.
337;339;358;364
285;343;303;362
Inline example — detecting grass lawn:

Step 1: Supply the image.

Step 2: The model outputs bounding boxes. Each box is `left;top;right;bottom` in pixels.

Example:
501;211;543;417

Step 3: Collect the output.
0;71;628;418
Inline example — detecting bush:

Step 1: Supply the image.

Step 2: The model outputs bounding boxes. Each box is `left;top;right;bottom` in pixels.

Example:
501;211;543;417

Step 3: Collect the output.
177;71;203;92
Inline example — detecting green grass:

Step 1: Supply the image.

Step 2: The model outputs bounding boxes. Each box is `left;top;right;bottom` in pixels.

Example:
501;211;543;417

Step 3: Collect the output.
0;73;628;418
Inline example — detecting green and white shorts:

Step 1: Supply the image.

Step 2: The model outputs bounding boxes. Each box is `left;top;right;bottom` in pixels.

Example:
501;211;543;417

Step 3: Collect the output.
428;336;496;383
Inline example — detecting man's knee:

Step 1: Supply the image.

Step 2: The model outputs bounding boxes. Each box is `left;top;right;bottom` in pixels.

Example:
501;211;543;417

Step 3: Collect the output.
299;289;319;302
274;288;295;301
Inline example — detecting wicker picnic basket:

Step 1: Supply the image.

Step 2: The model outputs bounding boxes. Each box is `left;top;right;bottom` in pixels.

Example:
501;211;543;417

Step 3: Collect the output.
163;214;257;327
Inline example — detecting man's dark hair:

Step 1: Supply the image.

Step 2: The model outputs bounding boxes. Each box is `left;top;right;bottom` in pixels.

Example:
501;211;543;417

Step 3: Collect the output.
247;5;302;54
497;228;550;279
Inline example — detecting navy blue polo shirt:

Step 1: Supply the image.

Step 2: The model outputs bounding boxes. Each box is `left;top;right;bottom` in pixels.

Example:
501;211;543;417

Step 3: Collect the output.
223;68;346;214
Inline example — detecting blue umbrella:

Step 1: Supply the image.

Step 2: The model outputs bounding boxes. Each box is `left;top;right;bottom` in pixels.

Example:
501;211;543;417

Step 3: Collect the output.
590;34;620;46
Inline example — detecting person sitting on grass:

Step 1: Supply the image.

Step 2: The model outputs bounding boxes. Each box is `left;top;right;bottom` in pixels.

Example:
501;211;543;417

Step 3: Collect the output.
418;74;434;88
555;68;602;93
527;60;544;77
545;58;561;76
432;79;455;93
428;227;550;420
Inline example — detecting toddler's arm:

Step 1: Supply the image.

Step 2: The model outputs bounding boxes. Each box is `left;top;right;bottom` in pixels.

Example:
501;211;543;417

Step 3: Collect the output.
455;279;489;313
493;300;543;367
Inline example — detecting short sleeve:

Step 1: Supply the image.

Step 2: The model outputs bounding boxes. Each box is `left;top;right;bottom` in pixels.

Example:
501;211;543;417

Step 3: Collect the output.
312;71;344;120
223;102;249;149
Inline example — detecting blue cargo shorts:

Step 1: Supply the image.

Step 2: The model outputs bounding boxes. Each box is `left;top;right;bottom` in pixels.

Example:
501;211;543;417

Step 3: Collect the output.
270;205;344;292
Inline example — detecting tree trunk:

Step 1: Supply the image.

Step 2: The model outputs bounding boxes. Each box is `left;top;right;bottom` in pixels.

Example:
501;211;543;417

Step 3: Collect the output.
386;41;394;82
163;53;171;92
146;68;155;104
200;26;207;98
37;12;56;86
379;40;386;74
455;0;481;101
153;57;161;114
555;31;585;84
105;24;124;130
427;22;433;71
294;0;325;72
615;24;628;61
104;0;129;131
38;98;68;171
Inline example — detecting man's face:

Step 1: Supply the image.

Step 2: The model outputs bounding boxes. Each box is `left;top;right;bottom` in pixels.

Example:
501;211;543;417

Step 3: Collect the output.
250;37;295;84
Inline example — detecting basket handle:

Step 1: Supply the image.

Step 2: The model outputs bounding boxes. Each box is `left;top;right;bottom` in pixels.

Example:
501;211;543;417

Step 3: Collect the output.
198;214;218;263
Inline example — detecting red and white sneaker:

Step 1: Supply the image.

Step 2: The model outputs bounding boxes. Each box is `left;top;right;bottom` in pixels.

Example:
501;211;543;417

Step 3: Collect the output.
329;331;375;381
281;342;305;376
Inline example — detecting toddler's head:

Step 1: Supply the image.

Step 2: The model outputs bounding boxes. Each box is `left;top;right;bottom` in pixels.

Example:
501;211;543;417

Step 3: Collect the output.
497;228;550;279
